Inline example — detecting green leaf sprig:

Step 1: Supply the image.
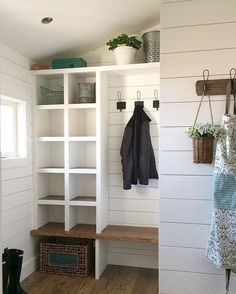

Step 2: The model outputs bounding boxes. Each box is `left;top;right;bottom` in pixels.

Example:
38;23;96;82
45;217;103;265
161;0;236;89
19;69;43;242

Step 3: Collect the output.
106;34;142;51
185;123;220;138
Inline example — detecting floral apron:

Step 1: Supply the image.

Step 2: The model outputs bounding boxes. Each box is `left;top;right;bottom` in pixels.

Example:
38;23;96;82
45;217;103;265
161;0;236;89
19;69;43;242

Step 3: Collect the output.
206;79;236;292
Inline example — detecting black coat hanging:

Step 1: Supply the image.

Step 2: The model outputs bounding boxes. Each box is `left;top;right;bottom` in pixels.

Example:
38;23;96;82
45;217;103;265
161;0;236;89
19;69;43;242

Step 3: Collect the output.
120;104;158;190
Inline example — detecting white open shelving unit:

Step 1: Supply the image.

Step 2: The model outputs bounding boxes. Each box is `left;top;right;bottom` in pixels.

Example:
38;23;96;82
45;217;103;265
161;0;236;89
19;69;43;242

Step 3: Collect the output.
32;62;159;279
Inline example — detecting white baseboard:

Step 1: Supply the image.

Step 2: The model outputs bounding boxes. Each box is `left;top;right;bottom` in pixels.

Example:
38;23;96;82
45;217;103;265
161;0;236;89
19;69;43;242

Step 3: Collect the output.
21;254;39;281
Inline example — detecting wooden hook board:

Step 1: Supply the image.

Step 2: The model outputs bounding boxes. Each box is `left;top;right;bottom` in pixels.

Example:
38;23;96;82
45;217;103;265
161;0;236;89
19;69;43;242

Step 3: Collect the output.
196;79;236;96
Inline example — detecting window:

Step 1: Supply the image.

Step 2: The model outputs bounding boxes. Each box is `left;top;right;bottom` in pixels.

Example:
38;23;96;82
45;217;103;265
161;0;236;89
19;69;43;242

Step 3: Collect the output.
1;96;27;159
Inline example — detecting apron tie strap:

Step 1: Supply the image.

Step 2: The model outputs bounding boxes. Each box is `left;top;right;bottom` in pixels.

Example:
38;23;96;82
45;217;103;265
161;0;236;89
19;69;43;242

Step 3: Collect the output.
225;70;236;115
226;269;231;294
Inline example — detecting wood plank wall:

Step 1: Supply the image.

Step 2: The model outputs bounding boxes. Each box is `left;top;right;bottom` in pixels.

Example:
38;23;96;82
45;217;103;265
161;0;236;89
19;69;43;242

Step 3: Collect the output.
0;43;36;280
107;73;159;268
160;0;236;293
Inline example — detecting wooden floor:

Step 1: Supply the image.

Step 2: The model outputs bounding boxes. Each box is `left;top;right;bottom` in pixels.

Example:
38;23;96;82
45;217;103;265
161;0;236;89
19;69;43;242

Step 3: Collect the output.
22;265;158;294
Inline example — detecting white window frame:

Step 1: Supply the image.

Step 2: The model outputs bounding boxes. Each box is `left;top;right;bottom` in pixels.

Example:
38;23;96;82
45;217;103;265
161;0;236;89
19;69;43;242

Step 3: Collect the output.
1;95;27;159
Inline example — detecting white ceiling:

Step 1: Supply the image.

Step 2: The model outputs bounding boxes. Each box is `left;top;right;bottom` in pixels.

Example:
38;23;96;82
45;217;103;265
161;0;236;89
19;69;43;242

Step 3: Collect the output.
0;0;159;61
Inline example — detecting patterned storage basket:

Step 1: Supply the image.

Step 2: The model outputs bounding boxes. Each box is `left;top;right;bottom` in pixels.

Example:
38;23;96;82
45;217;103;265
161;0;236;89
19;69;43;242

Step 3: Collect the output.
40;86;64;105
40;237;94;277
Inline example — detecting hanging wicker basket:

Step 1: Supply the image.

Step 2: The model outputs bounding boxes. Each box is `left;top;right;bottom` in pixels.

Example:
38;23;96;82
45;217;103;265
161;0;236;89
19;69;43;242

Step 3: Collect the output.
190;73;215;164
192;137;214;164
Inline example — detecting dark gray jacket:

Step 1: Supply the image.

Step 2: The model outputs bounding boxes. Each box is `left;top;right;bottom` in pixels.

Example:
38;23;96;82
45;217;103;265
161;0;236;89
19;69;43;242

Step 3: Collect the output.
120;105;158;190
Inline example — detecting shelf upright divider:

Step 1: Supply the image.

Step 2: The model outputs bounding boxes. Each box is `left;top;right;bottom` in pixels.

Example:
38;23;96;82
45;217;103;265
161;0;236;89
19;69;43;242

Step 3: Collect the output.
64;73;70;231
95;70;109;280
32;75;39;229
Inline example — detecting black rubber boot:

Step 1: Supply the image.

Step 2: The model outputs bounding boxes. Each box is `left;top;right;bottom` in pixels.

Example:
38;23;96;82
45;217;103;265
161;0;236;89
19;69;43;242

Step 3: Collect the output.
2;248;8;294
7;249;27;294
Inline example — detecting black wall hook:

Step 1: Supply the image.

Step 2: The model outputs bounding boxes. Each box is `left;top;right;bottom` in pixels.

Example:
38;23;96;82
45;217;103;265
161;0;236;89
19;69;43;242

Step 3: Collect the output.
230;68;236;81
135;91;144;108
153;89;159;110
116;91;126;112
203;69;210;94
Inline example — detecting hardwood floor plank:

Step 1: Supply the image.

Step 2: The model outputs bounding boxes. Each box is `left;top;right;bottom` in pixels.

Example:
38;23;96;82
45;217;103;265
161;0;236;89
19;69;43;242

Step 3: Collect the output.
22;265;158;294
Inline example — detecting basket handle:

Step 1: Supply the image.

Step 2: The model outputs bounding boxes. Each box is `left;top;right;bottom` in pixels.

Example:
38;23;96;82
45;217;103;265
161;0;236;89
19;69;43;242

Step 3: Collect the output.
192;92;214;128
193;70;214;128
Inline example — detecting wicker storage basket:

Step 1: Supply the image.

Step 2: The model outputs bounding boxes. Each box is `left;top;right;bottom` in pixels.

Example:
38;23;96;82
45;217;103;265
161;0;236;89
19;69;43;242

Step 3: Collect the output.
40;86;64;105
40;237;94;277
192;137;214;164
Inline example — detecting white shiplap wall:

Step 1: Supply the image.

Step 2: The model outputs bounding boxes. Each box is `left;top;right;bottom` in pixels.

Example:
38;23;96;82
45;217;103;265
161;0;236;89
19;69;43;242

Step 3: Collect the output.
160;0;236;293
107;72;159;268
0;43;37;280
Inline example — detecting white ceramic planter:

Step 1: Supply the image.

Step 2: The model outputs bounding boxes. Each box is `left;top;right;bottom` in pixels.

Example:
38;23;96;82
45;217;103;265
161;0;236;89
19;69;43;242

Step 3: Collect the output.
113;46;136;65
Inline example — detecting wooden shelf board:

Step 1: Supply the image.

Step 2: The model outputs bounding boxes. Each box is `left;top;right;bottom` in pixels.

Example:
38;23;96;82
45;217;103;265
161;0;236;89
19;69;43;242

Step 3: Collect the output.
31;222;66;237
70;224;97;238
71;196;96;202
39;195;65;201
99;225;158;244
30;222;96;239
31;223;158;244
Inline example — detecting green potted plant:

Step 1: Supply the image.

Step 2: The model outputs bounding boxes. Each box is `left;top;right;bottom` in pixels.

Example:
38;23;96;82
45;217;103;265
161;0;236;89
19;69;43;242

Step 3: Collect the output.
185;123;220;163
106;33;142;65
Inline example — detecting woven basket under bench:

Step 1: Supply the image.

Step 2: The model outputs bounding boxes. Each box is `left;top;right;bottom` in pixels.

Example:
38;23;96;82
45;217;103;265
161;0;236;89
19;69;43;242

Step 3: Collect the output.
40;237;94;277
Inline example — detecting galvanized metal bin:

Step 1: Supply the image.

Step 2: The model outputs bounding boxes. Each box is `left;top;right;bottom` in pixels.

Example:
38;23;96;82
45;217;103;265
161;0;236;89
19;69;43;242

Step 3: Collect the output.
142;31;160;62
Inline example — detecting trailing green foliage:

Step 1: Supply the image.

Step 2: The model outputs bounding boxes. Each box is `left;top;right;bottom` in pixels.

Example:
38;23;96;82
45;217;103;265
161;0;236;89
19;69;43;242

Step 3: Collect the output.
185;123;220;138
106;34;142;51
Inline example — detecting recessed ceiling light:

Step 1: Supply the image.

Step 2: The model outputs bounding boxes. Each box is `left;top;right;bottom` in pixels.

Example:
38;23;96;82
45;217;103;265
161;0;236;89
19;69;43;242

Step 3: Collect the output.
41;17;53;24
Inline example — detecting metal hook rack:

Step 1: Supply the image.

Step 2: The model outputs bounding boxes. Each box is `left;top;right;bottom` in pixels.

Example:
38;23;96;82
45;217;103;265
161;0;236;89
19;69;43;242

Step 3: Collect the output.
153;89;160;110
203;69;210;94
135;90;144;107
116;91;126;112
230;68;236;80
196;68;236;96
116;90;160;111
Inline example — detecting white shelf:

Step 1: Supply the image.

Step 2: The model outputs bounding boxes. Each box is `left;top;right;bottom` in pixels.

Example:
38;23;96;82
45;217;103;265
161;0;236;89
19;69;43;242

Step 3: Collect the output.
68;136;96;142
69;168;97;174
70;201;96;207
70;199;96;207
38;137;65;142
38;168;65;173
36;105;64;110
32;62;160;76
101;62;160;76
68;103;97;109
38;199;65;206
